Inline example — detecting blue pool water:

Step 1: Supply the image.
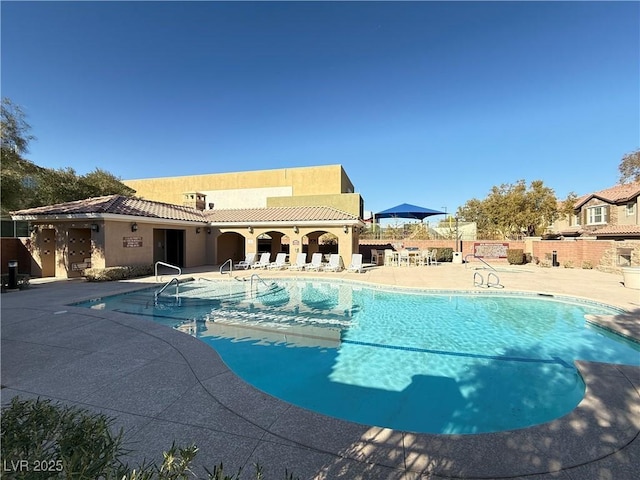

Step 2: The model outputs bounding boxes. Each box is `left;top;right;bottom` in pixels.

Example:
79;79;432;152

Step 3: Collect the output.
74;279;640;434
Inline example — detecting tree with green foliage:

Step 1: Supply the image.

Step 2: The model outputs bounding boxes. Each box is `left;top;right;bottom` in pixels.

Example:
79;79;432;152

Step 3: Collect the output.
456;180;558;239
618;149;640;184
1;98;43;214
1;97;135;214
558;191;579;220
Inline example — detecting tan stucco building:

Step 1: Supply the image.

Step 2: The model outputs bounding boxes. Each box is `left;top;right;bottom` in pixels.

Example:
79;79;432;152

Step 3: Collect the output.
11;165;365;278
123;164;363;218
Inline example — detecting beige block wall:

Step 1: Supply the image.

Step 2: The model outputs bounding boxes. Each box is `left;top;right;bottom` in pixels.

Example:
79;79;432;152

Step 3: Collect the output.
266;193;362;217
102;221;209;269
123;164;354;206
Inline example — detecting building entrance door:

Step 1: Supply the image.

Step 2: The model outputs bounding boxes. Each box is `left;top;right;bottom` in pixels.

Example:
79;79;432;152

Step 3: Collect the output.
165;229;184;267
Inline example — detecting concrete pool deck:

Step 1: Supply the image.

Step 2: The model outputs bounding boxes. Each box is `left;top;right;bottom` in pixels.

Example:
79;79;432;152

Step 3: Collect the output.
1;262;639;479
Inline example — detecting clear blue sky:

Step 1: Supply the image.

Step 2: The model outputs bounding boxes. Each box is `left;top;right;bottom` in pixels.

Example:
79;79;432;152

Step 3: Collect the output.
2;1;639;217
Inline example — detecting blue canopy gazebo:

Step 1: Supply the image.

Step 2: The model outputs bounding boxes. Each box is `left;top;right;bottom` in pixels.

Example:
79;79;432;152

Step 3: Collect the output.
374;203;446;221
372;203;446;240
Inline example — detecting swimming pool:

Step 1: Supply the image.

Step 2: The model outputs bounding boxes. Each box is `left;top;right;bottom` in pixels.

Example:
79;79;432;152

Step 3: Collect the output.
74;278;640;434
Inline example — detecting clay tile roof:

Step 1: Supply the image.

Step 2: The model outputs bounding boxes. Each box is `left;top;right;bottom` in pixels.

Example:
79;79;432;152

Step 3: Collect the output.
11;195;207;222
205;205;359;223
575;182;640;208
591;225;640;237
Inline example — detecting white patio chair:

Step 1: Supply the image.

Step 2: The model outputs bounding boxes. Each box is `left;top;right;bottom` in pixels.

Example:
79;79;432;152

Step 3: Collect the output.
416;250;430;266
399;249;411;267
251;252;271;269
234;253;256;270
430;249;440;266
371;249;380;265
384;249;397;266
288;253;307;271
305;252;324;271
267;252;288;270
322;254;343;272
347;253;364;273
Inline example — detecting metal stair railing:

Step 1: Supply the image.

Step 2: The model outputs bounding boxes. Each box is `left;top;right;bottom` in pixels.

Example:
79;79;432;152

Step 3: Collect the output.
155;261;182;282
155;277;180;304
473;271;503;289
220;259;233;275
250;273;269;292
464;254;496;271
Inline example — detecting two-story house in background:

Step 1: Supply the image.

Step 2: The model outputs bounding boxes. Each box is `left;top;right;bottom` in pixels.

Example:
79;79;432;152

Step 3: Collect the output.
552;182;640;240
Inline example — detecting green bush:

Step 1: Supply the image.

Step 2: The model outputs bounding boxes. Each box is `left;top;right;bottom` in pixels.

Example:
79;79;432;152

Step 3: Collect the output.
507;249;525;265
582;260;594;269
434;248;453;262
84;265;153;282
1;397;298;480
1;397;127;479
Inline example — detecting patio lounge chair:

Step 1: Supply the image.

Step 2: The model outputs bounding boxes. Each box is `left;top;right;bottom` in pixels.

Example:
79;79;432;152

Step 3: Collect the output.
305;252;324;271
288;253;307;270
267;252;289;270
323;254;343;272
234;253;256;270
346;253;364;273
251;252;271;269
371;249;381;265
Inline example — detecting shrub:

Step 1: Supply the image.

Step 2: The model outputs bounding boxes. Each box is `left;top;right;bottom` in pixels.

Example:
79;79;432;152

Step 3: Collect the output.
507;249;525;265
84;265;154;282
434;248;453;262
1;397;127;479
582;260;594;269
563;261;574;269
1;397;298;480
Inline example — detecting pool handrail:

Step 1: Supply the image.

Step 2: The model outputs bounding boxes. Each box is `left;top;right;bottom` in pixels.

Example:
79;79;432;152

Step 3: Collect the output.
156;277;180;302
250;273;269;292
464;254;497;271
155;261;182;282
220;258;233;275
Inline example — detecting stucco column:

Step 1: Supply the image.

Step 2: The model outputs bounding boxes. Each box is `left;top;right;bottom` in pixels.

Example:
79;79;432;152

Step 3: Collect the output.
338;226;354;265
245;229;258;255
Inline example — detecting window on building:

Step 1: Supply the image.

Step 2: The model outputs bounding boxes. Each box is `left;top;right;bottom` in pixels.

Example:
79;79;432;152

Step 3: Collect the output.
1;220;29;237
626;202;636;216
586;205;607;225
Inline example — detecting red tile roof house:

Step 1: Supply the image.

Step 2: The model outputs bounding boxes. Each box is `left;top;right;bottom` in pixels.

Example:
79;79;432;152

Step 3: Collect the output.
545;182;640;271
552;182;640;239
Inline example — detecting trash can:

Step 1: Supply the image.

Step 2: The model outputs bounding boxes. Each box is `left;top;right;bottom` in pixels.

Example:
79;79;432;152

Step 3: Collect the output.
552;251;559;267
8;260;18;289
452;252;463;264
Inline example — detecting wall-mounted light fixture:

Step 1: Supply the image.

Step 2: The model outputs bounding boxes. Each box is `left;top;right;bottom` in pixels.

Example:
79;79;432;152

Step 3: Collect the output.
248;226;253;234
293;226;299;234
207;228;212;234
90;223;100;232
131;222;138;232
343;225;349;234
196;227;201;234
